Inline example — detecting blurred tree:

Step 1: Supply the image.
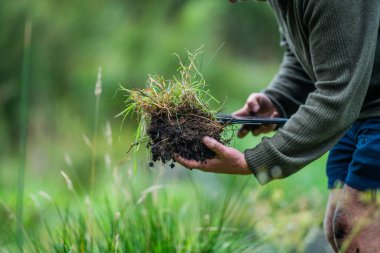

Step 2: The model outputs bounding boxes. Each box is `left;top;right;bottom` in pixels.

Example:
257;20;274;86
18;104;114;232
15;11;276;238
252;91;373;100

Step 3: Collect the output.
0;1;27;152
219;2;280;60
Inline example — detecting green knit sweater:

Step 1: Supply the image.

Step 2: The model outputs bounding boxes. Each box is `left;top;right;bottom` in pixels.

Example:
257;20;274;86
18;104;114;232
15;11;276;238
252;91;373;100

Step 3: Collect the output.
244;0;380;184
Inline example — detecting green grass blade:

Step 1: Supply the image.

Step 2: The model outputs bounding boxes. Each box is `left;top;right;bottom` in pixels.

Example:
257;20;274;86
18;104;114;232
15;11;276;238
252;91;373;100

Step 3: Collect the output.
16;18;33;253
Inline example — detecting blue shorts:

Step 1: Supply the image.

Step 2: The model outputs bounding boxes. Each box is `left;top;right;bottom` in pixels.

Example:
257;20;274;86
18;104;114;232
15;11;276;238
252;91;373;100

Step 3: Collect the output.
326;118;380;191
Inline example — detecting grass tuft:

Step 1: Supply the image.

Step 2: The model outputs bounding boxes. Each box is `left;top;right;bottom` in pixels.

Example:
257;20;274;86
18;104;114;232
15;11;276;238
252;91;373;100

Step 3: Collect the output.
118;48;219;149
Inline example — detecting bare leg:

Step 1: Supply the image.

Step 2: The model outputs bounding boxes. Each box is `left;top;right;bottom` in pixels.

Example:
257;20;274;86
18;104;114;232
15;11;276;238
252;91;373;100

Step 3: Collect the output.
324;189;342;253
333;185;380;252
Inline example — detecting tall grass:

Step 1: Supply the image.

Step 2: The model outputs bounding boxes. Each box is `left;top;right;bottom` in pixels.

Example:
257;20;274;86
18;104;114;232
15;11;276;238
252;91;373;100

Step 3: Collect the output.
91;67;102;197
22;170;262;253
0;67;266;253
16;18;33;253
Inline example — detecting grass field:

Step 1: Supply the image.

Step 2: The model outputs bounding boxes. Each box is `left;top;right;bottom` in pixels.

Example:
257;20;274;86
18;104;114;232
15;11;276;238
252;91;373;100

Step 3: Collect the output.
0;57;329;252
0;116;329;253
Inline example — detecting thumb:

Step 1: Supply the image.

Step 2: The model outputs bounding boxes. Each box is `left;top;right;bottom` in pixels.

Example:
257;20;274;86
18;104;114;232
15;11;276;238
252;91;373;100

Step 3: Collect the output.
247;99;260;114
203;136;228;157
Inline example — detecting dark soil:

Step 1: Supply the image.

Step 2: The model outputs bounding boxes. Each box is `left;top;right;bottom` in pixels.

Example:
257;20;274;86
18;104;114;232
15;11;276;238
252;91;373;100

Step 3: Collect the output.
147;106;227;166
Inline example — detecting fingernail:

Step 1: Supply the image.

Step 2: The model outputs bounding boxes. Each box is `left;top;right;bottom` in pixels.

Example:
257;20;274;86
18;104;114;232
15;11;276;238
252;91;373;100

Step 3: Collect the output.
202;136;211;144
253;105;260;113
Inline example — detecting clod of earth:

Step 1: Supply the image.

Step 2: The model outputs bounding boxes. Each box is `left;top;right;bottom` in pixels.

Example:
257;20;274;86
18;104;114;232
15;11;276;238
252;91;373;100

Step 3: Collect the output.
147;106;226;164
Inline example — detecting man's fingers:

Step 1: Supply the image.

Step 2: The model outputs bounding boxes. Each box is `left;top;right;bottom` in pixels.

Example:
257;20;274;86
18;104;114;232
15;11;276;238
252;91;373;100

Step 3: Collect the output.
174;155;203;169
271;111;279;118
203;136;228;157
237;126;249;138
174;154;223;172
233;105;250;117
233;94;262;117
252;127;263;136
246;99;260;114
252;124;276;136
237;125;260;138
251;111;279;136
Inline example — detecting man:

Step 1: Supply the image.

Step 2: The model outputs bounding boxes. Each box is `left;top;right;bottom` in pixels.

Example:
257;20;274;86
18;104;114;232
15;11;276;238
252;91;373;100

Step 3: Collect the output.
175;0;380;252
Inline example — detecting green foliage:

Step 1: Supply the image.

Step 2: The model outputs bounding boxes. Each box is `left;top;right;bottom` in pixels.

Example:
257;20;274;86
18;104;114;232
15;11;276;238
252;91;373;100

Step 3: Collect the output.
3;168;263;253
0;1;329;252
120;49;217;118
0;0;280;154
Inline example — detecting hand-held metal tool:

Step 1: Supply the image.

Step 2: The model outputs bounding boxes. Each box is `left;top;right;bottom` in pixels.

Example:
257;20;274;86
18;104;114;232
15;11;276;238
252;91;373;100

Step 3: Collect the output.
216;113;288;125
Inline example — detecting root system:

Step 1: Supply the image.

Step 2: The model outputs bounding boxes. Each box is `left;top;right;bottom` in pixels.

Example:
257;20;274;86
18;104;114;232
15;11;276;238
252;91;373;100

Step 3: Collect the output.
148;106;226;165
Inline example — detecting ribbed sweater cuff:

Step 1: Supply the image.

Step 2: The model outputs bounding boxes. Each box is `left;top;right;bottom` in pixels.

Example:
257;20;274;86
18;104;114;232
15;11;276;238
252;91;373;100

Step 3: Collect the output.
244;142;283;185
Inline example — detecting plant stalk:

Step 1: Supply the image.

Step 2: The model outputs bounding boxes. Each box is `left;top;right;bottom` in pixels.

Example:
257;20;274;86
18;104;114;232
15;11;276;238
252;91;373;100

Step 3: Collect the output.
17;18;32;253
91;67;102;196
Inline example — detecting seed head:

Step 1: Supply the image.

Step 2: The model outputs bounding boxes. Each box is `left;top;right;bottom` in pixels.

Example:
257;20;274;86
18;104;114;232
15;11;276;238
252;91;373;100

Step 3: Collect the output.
38;191;52;202
60;170;73;191
64;152;73;167
83;134;92;149
95;67;102;96
105;121;112;146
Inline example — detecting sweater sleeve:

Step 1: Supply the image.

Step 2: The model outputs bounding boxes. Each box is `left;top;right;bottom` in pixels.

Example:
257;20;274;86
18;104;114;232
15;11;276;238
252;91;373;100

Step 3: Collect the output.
264;35;315;118
245;0;380;185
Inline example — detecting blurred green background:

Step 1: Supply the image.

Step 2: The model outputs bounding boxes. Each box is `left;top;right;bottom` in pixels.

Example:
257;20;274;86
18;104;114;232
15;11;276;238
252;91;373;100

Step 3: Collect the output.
0;0;329;252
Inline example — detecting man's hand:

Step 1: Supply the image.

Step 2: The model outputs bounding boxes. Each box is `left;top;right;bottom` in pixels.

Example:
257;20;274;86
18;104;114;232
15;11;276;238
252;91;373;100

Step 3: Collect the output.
233;93;279;138
174;136;251;175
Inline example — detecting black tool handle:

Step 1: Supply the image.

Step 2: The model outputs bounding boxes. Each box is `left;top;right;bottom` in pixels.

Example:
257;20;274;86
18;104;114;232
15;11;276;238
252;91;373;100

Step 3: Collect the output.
216;113;288;125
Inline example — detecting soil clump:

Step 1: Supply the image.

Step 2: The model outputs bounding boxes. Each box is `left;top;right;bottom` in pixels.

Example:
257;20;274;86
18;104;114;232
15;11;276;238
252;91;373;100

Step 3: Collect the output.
147;106;226;165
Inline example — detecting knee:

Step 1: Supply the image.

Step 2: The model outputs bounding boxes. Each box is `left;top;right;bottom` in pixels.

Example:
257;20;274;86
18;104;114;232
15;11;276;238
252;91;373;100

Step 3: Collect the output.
324;217;336;248
332;209;351;249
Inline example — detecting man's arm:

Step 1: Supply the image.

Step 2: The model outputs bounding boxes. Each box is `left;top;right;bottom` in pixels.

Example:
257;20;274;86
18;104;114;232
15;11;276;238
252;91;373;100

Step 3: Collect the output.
234;35;315;138
264;35;315;118
245;0;380;184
